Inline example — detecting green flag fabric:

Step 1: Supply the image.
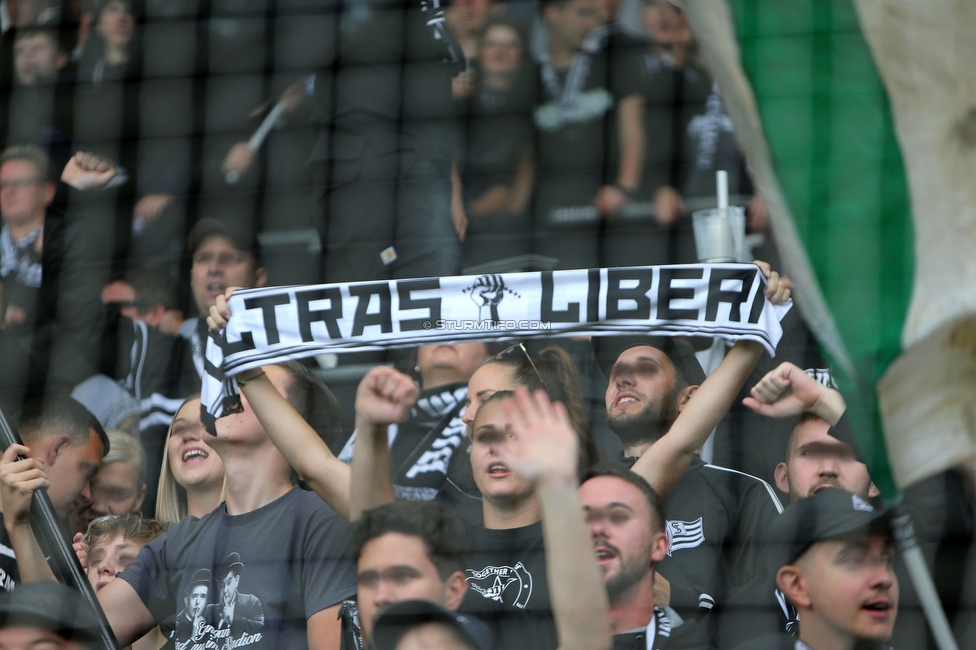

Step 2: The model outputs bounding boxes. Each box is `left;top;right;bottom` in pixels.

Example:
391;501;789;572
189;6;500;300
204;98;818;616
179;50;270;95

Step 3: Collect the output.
683;0;976;497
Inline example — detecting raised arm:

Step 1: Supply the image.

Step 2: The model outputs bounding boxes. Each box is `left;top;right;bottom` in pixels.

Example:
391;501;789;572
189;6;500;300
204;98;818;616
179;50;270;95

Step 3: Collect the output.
349;366;419;520
632;340;763;499
209;293;352;519
743;361;846;425
0;444;57;583
499;388;612;650
632;262;791;499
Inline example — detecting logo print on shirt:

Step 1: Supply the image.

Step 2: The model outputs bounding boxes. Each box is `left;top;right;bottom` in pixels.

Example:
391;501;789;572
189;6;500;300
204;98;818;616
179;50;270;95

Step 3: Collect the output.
666;517;705;556
465;563;533;609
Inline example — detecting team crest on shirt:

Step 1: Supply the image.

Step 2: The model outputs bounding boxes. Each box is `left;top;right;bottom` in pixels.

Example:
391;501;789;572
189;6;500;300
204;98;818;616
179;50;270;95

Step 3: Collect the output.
466;563;534;609
666;518;705;556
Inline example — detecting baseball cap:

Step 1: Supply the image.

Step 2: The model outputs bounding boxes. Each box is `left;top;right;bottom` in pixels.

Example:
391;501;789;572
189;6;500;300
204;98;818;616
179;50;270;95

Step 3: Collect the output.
769;489;894;567
371;600;494;650
187;217;261;264
0;582;104;647
593;335;707;386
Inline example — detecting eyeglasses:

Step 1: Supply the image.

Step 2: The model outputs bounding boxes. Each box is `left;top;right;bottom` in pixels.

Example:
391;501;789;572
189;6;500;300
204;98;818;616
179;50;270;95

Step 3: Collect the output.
86;514;121;531
0;177;42;191
492;342;546;388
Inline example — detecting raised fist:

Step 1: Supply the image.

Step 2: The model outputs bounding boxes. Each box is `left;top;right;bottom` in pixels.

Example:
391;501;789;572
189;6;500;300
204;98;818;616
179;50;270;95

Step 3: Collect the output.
354;366;419;428
467;274;507;322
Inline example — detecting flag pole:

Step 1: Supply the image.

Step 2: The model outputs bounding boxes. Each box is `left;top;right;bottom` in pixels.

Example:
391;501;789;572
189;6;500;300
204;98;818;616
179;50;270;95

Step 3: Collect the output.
0;405;121;650
892;505;959;650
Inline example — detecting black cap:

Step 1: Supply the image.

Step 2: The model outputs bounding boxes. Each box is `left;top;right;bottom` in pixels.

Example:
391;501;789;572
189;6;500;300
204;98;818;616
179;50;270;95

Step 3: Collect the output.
187;217;261;263
218;553;244;579
593;335;706;386
769;489;893;567
190;568;211;589
0;582;103;647
371;600;494;650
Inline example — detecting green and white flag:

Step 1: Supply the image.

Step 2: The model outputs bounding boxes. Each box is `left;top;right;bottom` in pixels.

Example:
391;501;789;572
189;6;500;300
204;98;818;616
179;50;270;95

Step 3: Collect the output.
684;0;976;498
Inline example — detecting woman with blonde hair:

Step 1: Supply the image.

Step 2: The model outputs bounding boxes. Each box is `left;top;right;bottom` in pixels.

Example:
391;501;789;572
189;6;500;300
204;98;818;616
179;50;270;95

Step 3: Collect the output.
156;396;225;523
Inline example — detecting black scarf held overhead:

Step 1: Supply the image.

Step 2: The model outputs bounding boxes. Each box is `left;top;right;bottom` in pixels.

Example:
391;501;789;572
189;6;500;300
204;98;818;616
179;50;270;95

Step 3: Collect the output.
201;264;792;433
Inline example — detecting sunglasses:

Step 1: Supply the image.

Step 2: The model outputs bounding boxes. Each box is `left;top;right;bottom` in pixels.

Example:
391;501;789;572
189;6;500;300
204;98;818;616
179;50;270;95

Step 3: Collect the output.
492;342;546;389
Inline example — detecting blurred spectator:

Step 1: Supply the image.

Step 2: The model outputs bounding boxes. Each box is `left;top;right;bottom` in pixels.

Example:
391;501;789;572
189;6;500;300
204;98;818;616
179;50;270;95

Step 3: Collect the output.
339;343;494;500
12;25;64;85
101;266;184;336
178;218;266;380
604;0;763;266
79;429;148;531
77;0;134;84
1;0;60;31
155;396;225;524
446;0;498;63
5;26;74;155
0;395;108;588
0;144;52;330
0;581;103;650
308;0;465;282
456;18;536;267
532;0;644;268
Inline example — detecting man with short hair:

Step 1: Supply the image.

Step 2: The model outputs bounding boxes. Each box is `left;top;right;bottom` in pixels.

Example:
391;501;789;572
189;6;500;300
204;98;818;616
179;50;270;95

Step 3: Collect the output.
594;335;783;626
97;361;355;649
0;395;109;589
774;414;878;504
742;360;872;505
12;26;64;86
742;489;898;650
579;464;710;649
350;500;472;645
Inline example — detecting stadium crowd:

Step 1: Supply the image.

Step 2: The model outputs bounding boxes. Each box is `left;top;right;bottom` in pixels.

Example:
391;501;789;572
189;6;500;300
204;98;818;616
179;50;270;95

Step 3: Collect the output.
0;0;973;649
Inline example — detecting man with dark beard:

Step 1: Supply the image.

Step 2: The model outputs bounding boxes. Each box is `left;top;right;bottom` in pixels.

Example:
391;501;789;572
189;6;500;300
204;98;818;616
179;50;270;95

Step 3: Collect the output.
594;335;784;640
580;464;712;649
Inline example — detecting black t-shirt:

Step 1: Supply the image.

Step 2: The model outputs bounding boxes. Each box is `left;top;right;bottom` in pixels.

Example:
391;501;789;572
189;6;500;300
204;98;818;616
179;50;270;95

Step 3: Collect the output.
459;521;558;650
0;514;19;592
620;456;782;620
457;65;536;206
533;27;644;213
121;486;357;650
638;50;749;202
309;0;460;176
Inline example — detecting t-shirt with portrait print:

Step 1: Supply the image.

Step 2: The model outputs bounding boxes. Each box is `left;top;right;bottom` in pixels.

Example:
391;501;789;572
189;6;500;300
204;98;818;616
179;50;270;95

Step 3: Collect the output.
121;486;356;650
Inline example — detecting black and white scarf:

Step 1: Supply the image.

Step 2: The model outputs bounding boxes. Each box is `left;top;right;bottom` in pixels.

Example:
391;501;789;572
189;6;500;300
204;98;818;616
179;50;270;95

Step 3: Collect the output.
201;264;791;431
0;225;42;289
